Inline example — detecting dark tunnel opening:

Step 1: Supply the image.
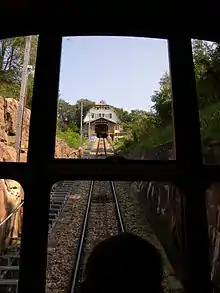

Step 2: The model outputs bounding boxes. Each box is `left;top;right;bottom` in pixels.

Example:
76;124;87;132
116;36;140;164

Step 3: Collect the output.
95;123;108;138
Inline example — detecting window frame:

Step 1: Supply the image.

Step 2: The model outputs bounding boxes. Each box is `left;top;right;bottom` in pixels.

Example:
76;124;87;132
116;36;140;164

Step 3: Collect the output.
0;35;214;293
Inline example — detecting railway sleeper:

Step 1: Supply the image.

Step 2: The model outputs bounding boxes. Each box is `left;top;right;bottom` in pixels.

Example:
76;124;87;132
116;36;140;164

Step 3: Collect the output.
50;199;64;205
0;181;75;293
49;206;61;211
0;255;19;261
49;212;60;220
50;191;70;196
49;202;65;209
0;282;18;293
52;198;68;204
50;196;69;201
0;256;19;267
49;209;59;216
50;194;68;200
51;189;72;194
50;204;61;210
49;205;61;213
49;211;59;217
0;269;19;282
0;265;19;274
48;219;55;226
49;213;57;220
0;279;18;285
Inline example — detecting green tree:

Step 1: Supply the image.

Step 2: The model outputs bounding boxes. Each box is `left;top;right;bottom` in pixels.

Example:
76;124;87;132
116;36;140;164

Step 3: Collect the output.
151;71;172;126
0;35;38;107
74;98;95;129
57;98;77;131
116;39;220;154
199;43;220;107
57;97;95;132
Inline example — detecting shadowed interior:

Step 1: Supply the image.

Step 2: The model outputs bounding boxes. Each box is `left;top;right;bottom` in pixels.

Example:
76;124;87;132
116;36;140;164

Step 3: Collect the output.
95;123;108;138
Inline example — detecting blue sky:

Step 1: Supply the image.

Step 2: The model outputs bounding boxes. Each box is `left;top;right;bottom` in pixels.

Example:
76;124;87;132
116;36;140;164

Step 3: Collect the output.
59;36;169;112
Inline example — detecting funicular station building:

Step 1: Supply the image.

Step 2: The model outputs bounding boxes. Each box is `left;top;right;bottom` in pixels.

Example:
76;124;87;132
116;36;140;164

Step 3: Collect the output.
83;100;123;140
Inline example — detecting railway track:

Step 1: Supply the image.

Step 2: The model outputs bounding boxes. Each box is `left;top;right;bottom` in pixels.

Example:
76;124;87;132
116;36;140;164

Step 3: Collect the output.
67;137;125;293
45;139;182;293
0;137;124;293
0;180;76;293
0;137;181;293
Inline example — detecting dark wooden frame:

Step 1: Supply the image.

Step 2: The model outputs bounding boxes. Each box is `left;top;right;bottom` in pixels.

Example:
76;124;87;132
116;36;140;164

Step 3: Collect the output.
0;27;219;292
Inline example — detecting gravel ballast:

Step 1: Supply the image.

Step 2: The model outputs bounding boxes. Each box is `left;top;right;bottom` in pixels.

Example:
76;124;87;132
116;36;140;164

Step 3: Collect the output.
115;181;183;293
78;181;120;285
46;178;182;293
46;180;122;293
46;181;90;293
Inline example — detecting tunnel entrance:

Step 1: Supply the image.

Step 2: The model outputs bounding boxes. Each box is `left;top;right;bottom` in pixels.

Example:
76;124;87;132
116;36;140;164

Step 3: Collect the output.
95;123;108;138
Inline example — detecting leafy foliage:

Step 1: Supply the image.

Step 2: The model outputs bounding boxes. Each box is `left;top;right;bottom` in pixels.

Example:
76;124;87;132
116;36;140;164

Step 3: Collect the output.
1;36;220;152
115;39;220;154
56;127;84;149
0;36;38;108
56;40;220;151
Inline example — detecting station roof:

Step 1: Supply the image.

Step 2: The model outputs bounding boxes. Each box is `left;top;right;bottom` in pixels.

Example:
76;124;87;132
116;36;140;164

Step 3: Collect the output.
86;117;117;125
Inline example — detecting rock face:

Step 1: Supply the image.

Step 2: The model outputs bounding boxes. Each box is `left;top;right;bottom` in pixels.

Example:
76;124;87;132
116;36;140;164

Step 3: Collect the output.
55;139;78;159
0;96;78;161
0;179;23;251
0;96;79;252
125;142;220;290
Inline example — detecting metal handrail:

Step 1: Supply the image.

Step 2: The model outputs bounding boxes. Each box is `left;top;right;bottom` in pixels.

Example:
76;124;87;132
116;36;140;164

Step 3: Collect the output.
0;200;24;228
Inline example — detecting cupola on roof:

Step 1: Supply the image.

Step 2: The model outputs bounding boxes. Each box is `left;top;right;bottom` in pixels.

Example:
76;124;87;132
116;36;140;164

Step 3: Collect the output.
95;100;107;105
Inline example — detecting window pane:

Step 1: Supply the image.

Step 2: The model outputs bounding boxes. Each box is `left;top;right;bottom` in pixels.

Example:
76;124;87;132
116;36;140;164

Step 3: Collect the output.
55;36;175;160
192;39;220;165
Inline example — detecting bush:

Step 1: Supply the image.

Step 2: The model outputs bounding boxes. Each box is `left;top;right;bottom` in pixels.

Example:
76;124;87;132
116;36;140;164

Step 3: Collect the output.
56;127;84;149
117;102;220;154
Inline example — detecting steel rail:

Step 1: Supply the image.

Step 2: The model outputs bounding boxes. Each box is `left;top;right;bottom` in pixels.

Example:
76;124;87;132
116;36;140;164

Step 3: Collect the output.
68;137;125;293
104;138;125;231
103;137;107;156
110;181;125;233
96;138;100;156
69;139;101;293
68;180;94;293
